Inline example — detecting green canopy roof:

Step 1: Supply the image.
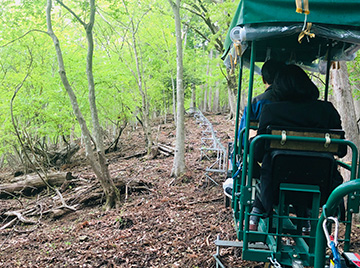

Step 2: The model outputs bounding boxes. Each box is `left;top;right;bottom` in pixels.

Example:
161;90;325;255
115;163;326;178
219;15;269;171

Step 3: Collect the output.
223;0;360;66
233;0;360;27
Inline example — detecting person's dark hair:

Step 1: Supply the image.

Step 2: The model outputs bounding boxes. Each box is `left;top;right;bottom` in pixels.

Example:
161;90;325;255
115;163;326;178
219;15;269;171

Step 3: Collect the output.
261;59;285;85
272;64;319;102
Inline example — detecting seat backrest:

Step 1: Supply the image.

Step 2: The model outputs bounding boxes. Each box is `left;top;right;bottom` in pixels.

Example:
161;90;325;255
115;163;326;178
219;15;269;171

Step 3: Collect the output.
271;150;336;206
267;126;347;157
267;126;345;206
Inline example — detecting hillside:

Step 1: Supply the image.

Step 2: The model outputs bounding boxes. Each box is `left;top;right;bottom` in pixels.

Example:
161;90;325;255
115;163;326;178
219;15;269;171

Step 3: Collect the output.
3;112;360;267
0;113;265;268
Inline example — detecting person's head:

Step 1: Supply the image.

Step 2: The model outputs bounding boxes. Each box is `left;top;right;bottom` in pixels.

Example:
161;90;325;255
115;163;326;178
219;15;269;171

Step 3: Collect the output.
272;64;319;102
261;59;285;85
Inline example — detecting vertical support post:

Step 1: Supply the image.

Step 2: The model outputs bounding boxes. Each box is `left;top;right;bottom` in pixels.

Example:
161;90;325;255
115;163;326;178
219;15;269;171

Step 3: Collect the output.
240;41;256;246
315;142;358;267
324;42;332;101
315;179;360;268
232;56;244;210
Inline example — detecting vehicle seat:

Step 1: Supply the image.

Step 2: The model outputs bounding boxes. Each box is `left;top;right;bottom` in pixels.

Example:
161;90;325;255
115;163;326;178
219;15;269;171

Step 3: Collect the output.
271;150;336;207
265;126;346;233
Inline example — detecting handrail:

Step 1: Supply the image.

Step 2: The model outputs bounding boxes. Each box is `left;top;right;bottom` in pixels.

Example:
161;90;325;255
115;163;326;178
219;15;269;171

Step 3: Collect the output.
241;134;358;260
193;108;227;184
314;179;360;268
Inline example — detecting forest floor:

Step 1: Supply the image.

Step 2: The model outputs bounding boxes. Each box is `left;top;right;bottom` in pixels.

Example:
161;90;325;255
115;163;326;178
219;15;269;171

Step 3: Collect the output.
1;112;360;268
0;112;261;268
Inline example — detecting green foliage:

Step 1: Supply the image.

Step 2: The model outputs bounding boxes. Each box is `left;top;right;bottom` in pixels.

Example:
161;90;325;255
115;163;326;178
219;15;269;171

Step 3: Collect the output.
0;0;236;164
348;52;360;99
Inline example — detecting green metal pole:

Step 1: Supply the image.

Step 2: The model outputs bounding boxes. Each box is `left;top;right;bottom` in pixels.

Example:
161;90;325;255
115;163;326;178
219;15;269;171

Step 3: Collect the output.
314;179;360;268
232;56;244;164
232;56;244;210
313;139;358;268
324;42;332;102
241;41;256;246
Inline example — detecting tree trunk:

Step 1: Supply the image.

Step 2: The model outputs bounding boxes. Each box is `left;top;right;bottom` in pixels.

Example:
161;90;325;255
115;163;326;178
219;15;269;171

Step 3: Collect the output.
190;82;196;111
0;172;72;198
169;0;186;177
203;86;208;112
172;75;177;125
121;0;153;153
213;78;220;113
213;58;220;113
207;50;213;111
48;0;120;210
330;61;360;181
226;69;237;119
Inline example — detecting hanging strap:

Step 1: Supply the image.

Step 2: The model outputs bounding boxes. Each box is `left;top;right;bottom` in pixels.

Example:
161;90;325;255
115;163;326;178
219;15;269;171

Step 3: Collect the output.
295;0;310;14
233;43;242;65
298;22;315;43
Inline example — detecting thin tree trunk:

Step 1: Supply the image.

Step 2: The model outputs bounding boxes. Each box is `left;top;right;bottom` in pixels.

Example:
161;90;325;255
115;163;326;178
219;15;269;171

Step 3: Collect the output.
121;1;153;153
203;87;208;112
214;80;220;113
48;0;120;210
190;83;196;111
213;53;220;113
226;68;237;119
169;0;186;177
207;50;213;111
172;76;177;125
330;61;360;182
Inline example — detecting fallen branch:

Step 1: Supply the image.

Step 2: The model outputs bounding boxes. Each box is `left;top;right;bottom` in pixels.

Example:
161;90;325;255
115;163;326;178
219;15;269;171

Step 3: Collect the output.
187;196;223;205
0;218;17;230
0;172;73;198
123;151;147;160
55;188;76;211
158;143;175;155
4;211;37;225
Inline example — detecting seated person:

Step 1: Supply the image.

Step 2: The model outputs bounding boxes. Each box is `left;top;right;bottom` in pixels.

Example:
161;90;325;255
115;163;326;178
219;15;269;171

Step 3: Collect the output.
223;59;285;198
250;64;344;231
238;59;286;133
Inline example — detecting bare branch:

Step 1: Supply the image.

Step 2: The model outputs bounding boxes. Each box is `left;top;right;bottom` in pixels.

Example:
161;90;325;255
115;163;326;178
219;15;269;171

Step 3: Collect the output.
0;29;48;48
10;47;55;191
0;218;17;231
55;188;76;211
55;0;86;26
4;211;37;225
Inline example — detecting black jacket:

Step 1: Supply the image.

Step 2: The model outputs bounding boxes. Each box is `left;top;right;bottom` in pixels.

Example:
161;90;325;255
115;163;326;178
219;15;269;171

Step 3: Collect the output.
254;100;342;161
252;100;343;216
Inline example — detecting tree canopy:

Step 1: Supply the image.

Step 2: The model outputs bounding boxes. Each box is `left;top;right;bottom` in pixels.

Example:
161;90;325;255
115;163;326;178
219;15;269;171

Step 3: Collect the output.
0;0;235;168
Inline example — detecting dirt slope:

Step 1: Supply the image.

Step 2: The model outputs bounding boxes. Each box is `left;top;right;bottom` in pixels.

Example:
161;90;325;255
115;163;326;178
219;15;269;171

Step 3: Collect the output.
2;113;358;267
0;113;263;267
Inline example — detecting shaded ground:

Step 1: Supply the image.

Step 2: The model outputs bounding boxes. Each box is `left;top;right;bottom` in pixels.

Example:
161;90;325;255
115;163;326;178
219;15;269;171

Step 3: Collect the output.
0;113;260;268
1;112;359;268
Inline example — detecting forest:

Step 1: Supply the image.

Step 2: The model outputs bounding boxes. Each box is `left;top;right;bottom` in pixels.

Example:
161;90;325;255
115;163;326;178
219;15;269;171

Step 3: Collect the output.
0;0;251;204
2;0;358;184
1;0;360;267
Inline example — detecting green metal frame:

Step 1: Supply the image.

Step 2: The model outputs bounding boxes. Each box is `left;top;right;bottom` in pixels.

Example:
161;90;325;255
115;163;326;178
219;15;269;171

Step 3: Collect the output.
222;0;360;61
315;179;360;268
228;39;360;267
234;133;359;266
